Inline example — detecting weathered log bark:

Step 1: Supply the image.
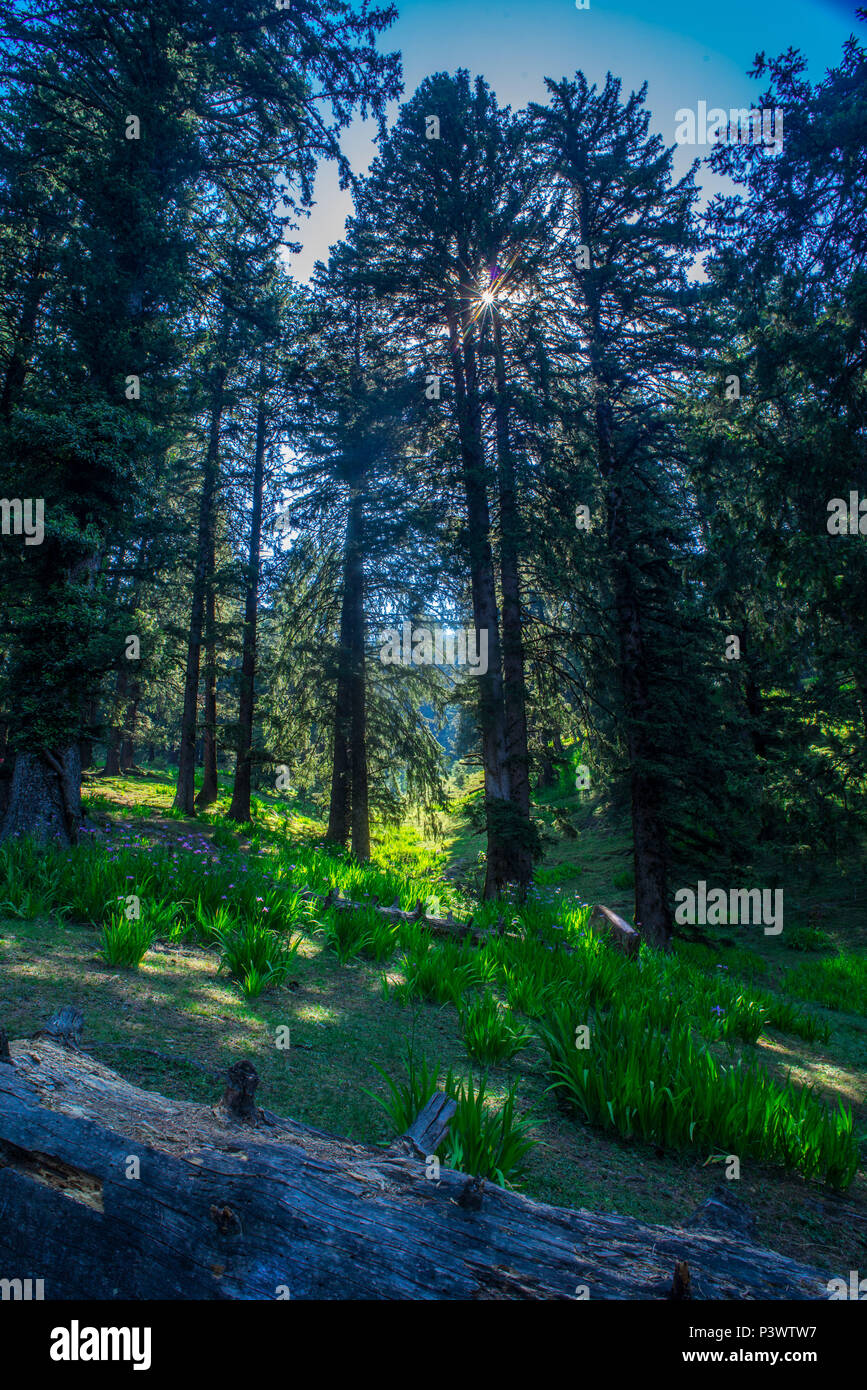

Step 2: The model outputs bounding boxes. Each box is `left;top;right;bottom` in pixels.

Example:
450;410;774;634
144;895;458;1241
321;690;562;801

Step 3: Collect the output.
314;888;497;945
0;1038;829;1300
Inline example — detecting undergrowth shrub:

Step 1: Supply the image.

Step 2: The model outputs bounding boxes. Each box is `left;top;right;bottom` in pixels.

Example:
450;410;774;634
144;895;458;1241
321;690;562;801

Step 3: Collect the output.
783;955;867;1016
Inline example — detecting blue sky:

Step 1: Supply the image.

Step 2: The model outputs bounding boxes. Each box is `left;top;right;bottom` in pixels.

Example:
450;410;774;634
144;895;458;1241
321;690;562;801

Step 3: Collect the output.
290;0;862;280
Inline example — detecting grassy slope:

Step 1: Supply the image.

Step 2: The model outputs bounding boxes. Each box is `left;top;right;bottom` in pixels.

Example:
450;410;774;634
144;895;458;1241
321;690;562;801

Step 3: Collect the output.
0;766;865;1278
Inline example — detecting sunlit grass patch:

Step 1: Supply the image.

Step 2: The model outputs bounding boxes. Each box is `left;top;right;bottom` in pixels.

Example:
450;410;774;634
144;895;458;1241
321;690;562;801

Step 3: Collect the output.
536;1000;858;1189
784;954;867;1016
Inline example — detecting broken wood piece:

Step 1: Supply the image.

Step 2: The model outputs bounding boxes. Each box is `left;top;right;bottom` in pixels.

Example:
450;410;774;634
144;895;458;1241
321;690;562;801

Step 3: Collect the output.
34;1005;84;1051
670;1259;692;1299
398;1091;457;1158
589;905;641;958
458;1174;485;1212
308;883;639;959
220;1060;261;1124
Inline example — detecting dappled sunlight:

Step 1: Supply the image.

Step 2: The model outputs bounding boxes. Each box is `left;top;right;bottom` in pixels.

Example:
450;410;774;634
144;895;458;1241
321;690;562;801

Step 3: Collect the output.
759;1036;866;1110
1;769;865;1271
294;1003;339;1025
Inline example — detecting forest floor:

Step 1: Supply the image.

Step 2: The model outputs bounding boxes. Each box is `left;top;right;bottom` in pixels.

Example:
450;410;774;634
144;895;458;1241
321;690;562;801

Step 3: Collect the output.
1;767;865;1281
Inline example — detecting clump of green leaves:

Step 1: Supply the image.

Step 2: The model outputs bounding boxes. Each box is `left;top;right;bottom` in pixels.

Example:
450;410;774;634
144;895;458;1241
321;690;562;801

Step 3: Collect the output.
320;906;398;963
459;991;532;1064
399;940;479;1005
444;1072;535;1187
536;1001;857;1188
218;920;300;994
100;911;154;968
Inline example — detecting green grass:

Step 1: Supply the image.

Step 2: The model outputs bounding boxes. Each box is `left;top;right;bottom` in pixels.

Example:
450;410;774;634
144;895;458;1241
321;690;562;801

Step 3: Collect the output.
783;955;867;1016
458;991;533;1065
100;910;154;967
217;919;301;997
787;925;837;953
536;1000;857;1188
0;772;863;1220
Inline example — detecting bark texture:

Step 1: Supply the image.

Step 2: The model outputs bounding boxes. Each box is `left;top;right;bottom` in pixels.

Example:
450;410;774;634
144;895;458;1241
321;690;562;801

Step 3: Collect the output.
228;390;267;824
0;1038;829;1301
0;746;82;844
175;367;225;814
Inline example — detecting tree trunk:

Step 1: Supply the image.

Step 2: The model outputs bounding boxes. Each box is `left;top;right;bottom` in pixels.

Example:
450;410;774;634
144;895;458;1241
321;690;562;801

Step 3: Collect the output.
536;729;561;789
79;695;100;773
604;476;672;950
575;182;672;950
228;388;267;824
0;1037;829;1301
740;631;768;760
102;732;121;777
100;660;129;776
195;565;219;809
491;309;532;888
174;367;225;814
120;688;139;773
347;488;370;861
79;734;94;774
0;237;50;420
0;747;82;845
446;304;512;899
325;503;357;847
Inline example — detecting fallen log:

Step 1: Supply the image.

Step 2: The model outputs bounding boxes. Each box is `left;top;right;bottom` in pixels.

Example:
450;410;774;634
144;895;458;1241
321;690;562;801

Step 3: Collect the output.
0;1033;830;1300
311;888;498;945
306;888;641;958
